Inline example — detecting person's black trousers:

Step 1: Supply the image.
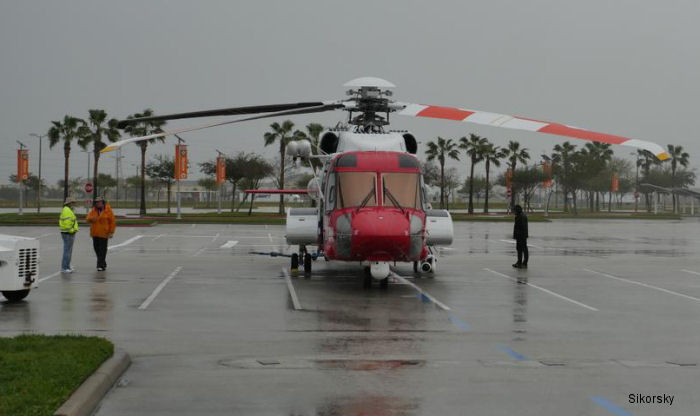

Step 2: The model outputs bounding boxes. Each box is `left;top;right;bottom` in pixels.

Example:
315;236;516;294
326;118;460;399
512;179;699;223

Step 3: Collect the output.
516;238;529;265
92;237;108;269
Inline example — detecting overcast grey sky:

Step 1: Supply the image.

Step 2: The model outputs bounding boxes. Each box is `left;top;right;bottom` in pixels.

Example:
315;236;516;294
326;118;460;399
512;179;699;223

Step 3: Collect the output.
1;0;698;186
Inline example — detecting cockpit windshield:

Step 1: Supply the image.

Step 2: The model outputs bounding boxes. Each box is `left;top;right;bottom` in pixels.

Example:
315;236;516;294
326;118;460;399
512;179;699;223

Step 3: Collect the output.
337;172;376;209
382;173;420;209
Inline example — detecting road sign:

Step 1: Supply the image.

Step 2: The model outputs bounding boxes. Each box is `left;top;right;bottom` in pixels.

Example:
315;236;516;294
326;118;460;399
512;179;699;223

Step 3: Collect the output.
85;182;93;194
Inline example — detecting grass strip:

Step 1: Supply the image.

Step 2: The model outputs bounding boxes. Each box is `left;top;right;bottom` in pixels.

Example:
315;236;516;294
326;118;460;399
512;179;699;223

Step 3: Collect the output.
0;334;114;416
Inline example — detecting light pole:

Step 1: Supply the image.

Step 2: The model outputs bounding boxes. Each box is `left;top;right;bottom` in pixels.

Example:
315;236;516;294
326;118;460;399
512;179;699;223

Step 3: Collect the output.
29;133;45;212
175;135;186;220
16;140;27;215
631;151;640;213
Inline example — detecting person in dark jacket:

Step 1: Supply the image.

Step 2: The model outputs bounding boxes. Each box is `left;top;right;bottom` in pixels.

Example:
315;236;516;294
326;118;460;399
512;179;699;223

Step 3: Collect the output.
512;204;528;268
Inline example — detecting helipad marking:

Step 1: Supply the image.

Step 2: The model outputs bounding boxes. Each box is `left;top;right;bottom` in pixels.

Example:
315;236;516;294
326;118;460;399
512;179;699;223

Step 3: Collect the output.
681;269;700;276
484;268;598;311
591;396;636;416
281;268;302;310
391;272;450;311
152;234;165;241
211;233;220;242
139;266;182;310
38;271;61;283
267;233;273;242
584;268;700;303
108;235;143;250
192;247;207;257
220;240;239;248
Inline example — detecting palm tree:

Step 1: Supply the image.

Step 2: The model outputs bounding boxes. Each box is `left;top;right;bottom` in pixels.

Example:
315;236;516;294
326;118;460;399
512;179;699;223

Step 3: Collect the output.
667;144;690;213
77;109;121;201
122;109;166;216
48;116;85;200
581;142;613;211
264;120;304;214
637;149;658;212
459;133;488;214
501;140;530;209
295;123;324;169
481;143;505;213
425;137;460;208
552;142;577;212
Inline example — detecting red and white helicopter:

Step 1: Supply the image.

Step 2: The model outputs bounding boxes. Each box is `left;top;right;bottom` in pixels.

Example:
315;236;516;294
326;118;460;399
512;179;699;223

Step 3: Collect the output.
104;77;668;288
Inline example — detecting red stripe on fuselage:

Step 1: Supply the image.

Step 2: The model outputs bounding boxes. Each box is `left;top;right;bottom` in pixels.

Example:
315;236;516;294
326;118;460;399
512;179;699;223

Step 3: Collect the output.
538;123;628;145
416;106;474;121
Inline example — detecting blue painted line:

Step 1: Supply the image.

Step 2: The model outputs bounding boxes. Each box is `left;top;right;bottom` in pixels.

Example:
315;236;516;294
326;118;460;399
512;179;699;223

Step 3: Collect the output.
447;314;471;331
591;397;636;416
498;345;529;361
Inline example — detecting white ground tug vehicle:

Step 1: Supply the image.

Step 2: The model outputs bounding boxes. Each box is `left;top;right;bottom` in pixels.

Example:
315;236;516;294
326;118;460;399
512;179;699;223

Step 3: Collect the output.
0;234;39;301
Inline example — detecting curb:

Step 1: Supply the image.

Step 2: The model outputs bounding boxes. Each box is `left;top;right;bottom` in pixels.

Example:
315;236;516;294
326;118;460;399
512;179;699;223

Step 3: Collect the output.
54;351;131;416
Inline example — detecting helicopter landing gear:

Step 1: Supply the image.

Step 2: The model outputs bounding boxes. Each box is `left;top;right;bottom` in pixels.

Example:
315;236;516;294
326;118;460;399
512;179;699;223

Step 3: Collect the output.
363;267;372;288
379;276;389;289
303;252;312;274
413;261;419;273
291;253;299;270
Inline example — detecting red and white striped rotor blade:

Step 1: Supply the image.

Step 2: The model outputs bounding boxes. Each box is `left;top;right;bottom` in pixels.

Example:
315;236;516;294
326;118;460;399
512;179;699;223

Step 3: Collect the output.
397;103;669;160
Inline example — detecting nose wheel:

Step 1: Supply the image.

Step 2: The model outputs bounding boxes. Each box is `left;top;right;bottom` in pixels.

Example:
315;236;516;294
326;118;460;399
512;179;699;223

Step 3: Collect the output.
291;246;313;274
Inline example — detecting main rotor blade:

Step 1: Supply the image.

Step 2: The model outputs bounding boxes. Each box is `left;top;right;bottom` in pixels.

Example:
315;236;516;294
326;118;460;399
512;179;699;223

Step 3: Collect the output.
116;102;329;128
397;103;669;160
102;102;343;153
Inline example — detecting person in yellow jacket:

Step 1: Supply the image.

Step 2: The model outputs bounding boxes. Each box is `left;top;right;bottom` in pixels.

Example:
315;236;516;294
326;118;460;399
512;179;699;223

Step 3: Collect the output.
86;196;116;271
59;196;79;273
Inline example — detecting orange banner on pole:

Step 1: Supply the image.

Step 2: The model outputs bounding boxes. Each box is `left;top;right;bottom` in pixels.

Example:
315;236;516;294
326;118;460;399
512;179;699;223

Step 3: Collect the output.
17;149;29;182
175;145;188;180
216;156;226;185
611;173;619;192
542;162;552;188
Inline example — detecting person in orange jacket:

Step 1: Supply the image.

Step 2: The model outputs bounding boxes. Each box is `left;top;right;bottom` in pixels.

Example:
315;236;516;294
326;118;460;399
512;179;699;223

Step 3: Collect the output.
86;196;116;271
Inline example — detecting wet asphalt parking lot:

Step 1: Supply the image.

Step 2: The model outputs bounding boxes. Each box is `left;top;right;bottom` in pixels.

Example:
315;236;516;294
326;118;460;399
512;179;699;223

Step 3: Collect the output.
1;219;699;415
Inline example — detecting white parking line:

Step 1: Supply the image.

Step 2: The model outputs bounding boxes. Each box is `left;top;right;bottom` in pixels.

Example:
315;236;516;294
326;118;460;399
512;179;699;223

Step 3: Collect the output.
220;240;239;248
38;271;61;283
391;272;451;311
34;233;53;239
281;268;302;310
268;233;273;242
498;239;542;249
211;233;220;242
109;235;143;250
152;234;165;241
681;269;700;276
484;268;599;311
138;266;183;310
192;247;207;257
584;268;700;304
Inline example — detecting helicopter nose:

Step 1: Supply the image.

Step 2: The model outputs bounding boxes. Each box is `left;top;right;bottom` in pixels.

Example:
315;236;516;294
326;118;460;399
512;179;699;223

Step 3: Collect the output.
351;209;411;261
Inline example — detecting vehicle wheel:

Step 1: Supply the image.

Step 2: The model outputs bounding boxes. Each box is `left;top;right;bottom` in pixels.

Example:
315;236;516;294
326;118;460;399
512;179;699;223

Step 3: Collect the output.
363;267;372;289
379;277;389;289
2;289;30;302
303;253;312;273
413;261;419;273
291;253;299;270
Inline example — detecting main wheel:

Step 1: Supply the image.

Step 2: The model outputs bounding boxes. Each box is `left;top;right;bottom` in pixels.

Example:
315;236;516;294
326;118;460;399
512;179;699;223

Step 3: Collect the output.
413;261;419;273
2;290;30;302
291;253;299;270
379;277;389;289
303;253;312;273
363;266;372;289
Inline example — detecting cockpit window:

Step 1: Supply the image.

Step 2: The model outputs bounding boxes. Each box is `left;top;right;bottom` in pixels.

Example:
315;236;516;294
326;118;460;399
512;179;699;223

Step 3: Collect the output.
382;173;420;209
337;172;376;209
